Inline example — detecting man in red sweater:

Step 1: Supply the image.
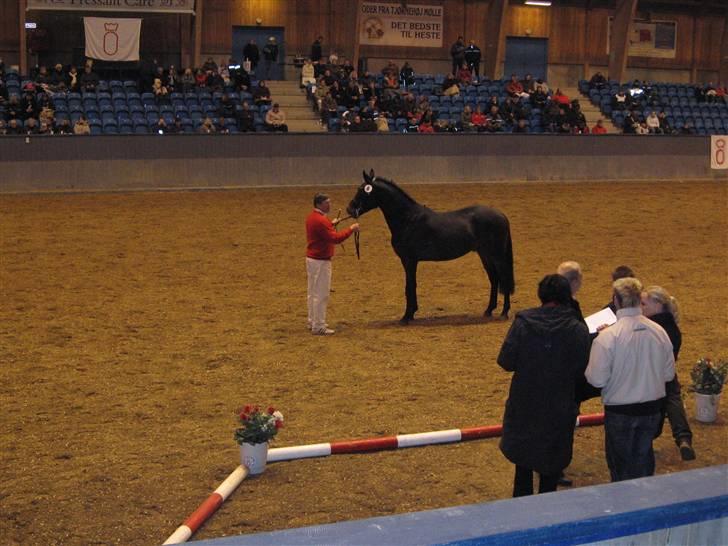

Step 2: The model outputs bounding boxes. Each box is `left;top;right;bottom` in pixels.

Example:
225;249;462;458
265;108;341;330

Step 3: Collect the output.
306;193;359;335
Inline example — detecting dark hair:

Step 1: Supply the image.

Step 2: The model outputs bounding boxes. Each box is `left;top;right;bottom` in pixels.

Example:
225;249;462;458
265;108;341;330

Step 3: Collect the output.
611;265;635;281
538;274;572;305
313;193;329;207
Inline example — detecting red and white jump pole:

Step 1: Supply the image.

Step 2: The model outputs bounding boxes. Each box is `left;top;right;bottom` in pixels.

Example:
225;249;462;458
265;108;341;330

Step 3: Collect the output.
163;413;605;544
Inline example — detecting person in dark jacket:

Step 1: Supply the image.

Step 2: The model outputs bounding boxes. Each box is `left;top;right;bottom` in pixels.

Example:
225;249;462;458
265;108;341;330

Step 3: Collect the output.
641;286;695;461
498;274;591;497
310;36;323;62
464;40;482;82
262;37;279;80
450;36;466;75
243;39;260;72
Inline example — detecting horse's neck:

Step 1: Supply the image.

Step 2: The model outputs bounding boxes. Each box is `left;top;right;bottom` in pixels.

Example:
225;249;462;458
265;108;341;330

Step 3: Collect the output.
378;184;422;231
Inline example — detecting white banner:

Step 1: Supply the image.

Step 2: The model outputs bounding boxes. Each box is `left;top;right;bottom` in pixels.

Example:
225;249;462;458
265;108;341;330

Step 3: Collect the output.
84;17;141;61
711;135;728;170
360;2;443;48
28;0;195;14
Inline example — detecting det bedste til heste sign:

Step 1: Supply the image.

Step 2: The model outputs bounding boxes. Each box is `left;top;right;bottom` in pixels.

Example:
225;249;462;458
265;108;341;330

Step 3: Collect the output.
360;2;443;48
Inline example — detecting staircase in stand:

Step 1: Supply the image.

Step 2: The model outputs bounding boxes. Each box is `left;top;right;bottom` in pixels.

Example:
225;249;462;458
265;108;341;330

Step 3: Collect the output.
265;81;324;133
563;86;621;134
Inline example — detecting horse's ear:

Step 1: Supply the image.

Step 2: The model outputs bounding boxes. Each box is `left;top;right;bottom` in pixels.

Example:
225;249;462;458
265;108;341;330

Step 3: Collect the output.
362;170;371;183
369;168;375;179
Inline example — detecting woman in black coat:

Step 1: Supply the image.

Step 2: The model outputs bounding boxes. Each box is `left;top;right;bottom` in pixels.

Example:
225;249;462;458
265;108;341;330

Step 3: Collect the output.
641;286;695;460
498;274;591;497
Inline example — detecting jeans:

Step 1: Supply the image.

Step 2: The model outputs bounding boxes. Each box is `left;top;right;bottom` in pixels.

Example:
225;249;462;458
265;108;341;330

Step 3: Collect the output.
665;377;692;445
605;410;662;482
513;465;560;497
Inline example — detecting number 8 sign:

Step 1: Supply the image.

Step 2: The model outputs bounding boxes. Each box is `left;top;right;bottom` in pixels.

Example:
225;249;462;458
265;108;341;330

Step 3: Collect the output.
711;135;728;169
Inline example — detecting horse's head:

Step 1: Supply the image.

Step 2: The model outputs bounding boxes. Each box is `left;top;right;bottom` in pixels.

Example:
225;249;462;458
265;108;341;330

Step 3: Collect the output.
347;169;381;218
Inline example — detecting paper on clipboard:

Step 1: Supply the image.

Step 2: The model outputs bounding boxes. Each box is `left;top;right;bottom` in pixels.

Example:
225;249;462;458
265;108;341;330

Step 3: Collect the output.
585;307;617;334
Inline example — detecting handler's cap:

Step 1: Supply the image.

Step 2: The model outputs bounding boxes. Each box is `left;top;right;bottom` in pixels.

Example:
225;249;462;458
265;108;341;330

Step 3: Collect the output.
313;192;330;207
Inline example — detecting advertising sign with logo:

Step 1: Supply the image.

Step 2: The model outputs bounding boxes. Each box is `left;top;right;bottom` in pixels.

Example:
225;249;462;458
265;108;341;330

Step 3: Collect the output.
84;17;141;61
607;18;677;59
711;135;728;170
360;2;443;48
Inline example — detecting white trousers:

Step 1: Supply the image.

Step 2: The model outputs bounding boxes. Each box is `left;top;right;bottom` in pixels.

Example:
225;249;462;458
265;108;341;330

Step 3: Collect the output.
306;257;332;331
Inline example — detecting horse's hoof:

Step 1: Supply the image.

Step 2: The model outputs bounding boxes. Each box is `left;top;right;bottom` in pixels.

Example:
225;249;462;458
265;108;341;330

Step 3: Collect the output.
498;313;509;321
400;317;413;325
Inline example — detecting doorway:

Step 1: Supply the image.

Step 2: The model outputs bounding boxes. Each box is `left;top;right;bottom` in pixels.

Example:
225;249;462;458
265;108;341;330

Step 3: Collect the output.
232;26;285;80
504;37;548;81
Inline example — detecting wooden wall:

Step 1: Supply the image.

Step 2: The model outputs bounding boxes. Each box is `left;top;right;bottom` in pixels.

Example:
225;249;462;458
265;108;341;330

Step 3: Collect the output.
0;0;724;79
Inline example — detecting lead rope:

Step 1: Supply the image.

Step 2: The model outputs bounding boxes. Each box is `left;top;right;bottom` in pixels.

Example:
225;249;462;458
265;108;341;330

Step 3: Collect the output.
333;210;360;260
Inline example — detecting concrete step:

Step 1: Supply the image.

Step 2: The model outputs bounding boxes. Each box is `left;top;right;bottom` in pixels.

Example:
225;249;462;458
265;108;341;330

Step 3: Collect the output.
286;119;326;133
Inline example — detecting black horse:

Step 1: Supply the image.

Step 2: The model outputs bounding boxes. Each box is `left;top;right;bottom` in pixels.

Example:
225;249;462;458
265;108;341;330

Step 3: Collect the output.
347;170;514;323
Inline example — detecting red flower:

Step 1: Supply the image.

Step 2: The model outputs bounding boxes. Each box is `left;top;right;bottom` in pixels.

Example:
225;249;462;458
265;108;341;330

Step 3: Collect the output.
240;413;249;421
267;406;275;414
275;420;283;429
244;405;252;414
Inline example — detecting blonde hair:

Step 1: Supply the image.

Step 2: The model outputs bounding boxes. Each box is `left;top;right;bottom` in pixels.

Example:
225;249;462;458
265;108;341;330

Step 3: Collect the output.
613;277;642;309
644;285;680;324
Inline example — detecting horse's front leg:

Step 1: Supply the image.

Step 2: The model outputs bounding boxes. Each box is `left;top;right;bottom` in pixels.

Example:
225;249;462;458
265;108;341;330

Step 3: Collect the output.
400;258;418;324
500;291;510;320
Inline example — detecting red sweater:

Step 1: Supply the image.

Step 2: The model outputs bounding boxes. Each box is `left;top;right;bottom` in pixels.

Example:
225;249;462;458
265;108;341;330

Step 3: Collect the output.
306;210;353;260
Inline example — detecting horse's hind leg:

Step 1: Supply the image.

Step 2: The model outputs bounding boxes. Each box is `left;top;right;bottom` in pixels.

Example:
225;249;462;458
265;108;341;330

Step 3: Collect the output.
400;258;418;324
478;251;499;317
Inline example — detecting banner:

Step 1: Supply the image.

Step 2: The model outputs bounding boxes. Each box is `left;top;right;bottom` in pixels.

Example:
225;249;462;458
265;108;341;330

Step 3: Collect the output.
608;19;677;59
360;2;443;48
711;135;728;170
27;0;195;15
84;17;141;61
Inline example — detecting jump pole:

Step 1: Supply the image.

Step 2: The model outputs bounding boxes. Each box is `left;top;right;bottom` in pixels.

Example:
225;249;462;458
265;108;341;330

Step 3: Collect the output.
163;412;604;544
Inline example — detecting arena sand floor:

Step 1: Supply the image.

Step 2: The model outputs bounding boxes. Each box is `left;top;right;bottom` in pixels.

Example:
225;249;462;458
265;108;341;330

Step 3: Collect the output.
0;179;726;545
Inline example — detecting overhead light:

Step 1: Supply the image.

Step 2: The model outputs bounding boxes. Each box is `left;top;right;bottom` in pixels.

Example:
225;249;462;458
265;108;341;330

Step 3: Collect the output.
525;1;552;5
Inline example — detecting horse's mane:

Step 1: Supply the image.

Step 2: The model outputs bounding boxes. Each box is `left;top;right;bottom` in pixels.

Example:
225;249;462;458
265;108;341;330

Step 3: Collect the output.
375;177;419;206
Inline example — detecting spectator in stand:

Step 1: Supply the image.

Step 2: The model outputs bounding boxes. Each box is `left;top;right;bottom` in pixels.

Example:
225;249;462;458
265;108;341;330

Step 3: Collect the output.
434;118;452;132
67;65;79;92
198;117;216;134
310;36;323;63
512;118;529;133
217;94;236;119
243;40;260;72
400;62;415;89
657;111;673;134
680;121;696;135
320;92;338;126
418;115;434;133
39;105;55;128
622;111;638;134
535;78;549;94
486;105;505;132
592;119;608;134
460;104;475;132
23;117;39;135
301;59;316;88
464;40;482;82
520;74;536;95
506;74;529;99
215;116;230;134
441;73;460;97
344;79;362;109
501;96;523;125
237;101;255;132
50;63;67;91
568;101;587;132
79;64;99;93
155;117;169;134
375;113;389;132
645;111;660;133
6;119;23;135
152;78;169;103
0;120;7;135
262;37;279;79
20;87;38;120
253;80;272;106
194;69;207;87
265;102;288;132
349;114;376;132
612;90;630;111
181;68;195;92
202;57;218;72
450;36;466;74
715;85;727;105
341;59;355;79
552;88;570;107
589;72;607;90
0;77;8;106
56;118;73;135
328;50;339;66
73;115;90;135
703;82;717;103
233;65;251;92
168;117;183;134
34;65;52;88
456;62;472;85
472;105;487;131
206;68;224;91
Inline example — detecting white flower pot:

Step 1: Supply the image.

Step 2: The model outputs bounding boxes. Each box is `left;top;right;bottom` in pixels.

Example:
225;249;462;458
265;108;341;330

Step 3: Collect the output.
694;393;721;423
240;442;269;475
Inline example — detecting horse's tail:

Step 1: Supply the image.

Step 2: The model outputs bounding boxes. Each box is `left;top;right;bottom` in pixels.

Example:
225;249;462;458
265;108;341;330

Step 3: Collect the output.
499;226;515;296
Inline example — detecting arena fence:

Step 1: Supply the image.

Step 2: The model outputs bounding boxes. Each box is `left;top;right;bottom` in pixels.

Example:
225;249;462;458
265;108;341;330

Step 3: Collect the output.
163;413;605;544
0;134;724;193
191;465;728;546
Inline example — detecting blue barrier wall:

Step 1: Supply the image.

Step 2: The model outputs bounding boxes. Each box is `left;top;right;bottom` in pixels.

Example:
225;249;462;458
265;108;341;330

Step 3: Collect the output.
193;465;728;546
